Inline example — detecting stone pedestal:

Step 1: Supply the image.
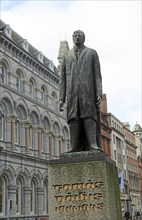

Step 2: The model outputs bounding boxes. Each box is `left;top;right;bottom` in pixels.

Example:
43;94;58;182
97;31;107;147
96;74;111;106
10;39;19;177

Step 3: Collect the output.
48;153;122;220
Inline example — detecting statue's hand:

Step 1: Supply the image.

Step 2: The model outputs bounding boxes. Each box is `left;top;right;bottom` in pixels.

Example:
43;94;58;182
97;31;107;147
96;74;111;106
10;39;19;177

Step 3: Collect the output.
96;96;102;105
59;100;64;111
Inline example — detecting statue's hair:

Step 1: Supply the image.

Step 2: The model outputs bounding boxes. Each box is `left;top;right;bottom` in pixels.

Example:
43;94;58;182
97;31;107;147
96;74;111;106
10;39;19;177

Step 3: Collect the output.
72;30;85;42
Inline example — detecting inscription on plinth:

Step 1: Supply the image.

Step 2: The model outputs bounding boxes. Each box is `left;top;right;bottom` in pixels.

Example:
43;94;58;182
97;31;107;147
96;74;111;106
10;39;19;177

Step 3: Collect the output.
48;156;122;220
54;180;104;212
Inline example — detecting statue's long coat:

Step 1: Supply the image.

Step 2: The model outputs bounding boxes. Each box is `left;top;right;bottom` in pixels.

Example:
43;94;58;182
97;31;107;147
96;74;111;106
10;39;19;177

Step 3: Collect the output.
59;46;102;123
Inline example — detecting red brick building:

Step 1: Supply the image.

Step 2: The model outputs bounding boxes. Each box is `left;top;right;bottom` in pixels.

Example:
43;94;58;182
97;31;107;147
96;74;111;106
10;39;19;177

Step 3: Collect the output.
100;94;111;157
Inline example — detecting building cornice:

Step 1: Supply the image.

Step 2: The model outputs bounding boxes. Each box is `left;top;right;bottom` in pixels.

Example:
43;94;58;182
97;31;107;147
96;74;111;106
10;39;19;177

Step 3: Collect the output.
0;34;59;84
125;139;137;149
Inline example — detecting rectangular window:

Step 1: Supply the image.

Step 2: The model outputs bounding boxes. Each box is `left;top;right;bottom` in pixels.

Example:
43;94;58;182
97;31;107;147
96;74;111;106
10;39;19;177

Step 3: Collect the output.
0;65;5;83
0;117;3;140
114;150;116;160
31;181;36;213
16;79;20;91
0;177;5;214
43;183;48;213
16;180;21;214
29;127;33;148
113;134;115;144
15;122;19;144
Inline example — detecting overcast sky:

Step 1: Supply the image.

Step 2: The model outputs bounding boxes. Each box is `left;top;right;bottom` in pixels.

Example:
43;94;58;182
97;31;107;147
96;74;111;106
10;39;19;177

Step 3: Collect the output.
1;0;141;130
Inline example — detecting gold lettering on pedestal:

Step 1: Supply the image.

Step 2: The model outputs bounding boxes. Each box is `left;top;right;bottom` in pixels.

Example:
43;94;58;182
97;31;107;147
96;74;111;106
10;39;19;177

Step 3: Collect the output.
55;203;104;212
53;181;104;192
55;195;64;202
65;194;74;202
53;180;105;212
53;185;62;192
93;193;103;199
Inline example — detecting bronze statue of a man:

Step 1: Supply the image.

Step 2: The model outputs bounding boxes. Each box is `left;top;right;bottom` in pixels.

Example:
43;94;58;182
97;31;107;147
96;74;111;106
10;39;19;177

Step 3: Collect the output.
59;30;102;152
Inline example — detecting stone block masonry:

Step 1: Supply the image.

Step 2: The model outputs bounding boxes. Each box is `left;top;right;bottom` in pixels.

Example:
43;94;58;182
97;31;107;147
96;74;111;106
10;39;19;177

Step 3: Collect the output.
48;154;122;220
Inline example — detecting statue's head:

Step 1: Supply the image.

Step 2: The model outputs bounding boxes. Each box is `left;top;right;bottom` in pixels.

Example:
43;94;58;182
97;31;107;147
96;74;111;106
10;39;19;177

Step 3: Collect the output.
72;30;85;45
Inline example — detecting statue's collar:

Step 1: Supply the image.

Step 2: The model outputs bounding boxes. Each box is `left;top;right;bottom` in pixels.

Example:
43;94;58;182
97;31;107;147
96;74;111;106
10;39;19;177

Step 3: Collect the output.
73;45;85;53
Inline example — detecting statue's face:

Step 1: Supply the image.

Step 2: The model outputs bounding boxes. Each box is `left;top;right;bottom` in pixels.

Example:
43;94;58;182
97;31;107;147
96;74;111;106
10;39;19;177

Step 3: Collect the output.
73;32;84;45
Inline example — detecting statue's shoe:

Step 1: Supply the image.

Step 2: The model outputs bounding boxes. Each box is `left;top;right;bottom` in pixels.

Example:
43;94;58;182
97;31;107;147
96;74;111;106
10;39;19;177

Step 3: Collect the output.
89;144;103;153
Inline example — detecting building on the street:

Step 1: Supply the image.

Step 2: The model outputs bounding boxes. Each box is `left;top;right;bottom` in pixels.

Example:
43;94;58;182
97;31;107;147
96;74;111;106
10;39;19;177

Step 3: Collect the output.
100;94;111;157
107;113;128;212
133;123;142;157
137;156;142;213
0;19;70;219
123;123;141;215
133;123;142;213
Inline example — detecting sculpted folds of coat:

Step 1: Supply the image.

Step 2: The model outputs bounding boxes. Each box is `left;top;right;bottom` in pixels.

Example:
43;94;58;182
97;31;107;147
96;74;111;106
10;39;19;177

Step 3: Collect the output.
60;46;102;123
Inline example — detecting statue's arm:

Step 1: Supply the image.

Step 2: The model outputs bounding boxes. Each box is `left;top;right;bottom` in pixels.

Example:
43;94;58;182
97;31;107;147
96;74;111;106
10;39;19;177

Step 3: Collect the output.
59;58;66;111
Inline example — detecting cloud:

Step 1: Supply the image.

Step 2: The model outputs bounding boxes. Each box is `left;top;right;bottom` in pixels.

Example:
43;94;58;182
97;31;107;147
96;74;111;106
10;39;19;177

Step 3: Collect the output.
1;0;141;128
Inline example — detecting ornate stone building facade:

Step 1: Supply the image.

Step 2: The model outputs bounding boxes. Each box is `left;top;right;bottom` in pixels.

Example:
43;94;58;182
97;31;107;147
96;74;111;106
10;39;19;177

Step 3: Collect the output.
0;20;70;219
107;113;128;212
124;124;140;214
133;123;142;212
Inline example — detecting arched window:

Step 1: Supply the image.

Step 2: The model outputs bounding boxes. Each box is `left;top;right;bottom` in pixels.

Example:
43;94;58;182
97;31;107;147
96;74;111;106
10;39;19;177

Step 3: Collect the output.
29;80;34;98
0;177;6;215
41;85;48;105
16;71;21;91
30;112;39;151
31;180;36;214
0;63;6;83
29;78;36;99
42;117;50;154
16;105;27;147
52;92;58;111
1;98;13;144
41;86;45;102
16;178;22;214
62;126;70;152
43;181;48;213
0;115;4;141
52;122;60;157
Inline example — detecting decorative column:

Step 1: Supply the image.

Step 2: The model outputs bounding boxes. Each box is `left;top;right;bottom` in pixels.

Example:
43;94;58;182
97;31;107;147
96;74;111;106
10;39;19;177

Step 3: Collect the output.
59;138;62;157
52;135;63;158
56;135;62;157
10;115;16;150
64;139;70;152
24;120;31;154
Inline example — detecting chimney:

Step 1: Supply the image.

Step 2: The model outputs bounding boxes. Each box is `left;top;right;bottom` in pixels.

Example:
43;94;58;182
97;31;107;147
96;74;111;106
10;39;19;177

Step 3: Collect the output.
100;94;108;113
123;122;130;130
